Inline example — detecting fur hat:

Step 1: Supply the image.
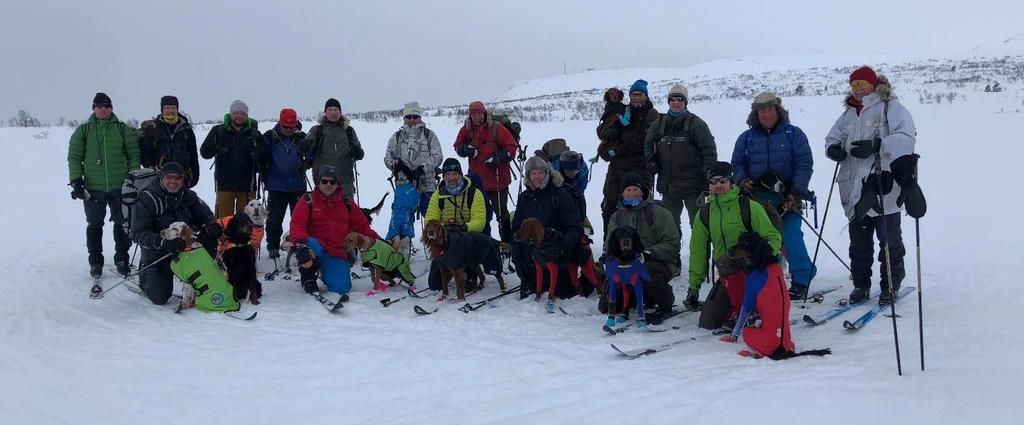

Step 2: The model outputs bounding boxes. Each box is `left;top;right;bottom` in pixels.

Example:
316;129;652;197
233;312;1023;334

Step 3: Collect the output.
160;95;179;109
468;101;487;114
229;99;248;114
752;91;780;109
93;92;112;106
849;66;880;85
524;156;557;190
558;150;582;172
668;83;688;102
324;98;341;112
441;158;463;175
402;101;423;116
629;79;649;95
536;138;568;161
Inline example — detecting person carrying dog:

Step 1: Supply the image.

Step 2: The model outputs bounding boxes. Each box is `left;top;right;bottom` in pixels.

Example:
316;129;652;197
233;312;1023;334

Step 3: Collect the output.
423;158;487;291
511;156;587;300
731;91;815;300
137;95;200;188
130;162;222;305
199;99;269;218
643;83;718;228
603;171;678;323
687;162;782;328
453;101;519;243
290;165;380;298
67;92;141;280
597;80;659;234
825;65;918;306
263;108;308;259
385;101;444;216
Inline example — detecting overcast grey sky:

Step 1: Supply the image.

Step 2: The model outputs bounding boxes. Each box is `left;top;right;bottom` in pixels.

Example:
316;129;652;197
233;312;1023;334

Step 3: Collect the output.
2;0;1019;123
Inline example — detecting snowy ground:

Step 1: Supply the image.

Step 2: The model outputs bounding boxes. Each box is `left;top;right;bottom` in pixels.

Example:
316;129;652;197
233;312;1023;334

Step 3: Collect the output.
1;94;1019;424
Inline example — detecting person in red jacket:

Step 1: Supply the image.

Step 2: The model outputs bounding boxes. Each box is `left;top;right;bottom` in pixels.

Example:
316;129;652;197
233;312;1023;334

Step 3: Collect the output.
290;165;380;297
453;101;519;243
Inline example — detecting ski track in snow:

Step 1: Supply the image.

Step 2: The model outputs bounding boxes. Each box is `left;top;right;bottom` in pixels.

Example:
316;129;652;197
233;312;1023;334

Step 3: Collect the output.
1;95;1019;424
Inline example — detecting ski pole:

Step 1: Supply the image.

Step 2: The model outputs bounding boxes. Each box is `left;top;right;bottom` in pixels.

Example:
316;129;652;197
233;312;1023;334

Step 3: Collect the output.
99;251;175;297
874;173;903;376
914;165;925;371
797;214;851;273
459;285;522;312
811;162;839;269
354;161;361;204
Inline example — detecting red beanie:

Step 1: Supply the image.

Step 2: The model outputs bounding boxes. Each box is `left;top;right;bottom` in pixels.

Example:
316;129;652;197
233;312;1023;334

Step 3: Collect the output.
468;101;486;114
849;66;879;85
279;109;298;127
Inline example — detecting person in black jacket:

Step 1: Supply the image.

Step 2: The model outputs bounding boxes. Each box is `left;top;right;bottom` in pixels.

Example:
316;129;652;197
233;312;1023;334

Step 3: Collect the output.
199;99;269;217
131;162;221;305
510;156;585;299
137;95;200;187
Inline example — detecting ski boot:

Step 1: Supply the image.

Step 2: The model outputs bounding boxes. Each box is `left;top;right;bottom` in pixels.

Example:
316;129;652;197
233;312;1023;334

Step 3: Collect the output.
788;284;808;300
878;284;900;306
90;264;102;280
848;287;870;304
115;260;130;278
299;266;319;294
636;318;647;330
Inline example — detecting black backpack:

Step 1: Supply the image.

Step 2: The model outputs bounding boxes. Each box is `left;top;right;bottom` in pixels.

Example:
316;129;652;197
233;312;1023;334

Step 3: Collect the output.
698;194;784;234
490;114;522;142
120;168;162;237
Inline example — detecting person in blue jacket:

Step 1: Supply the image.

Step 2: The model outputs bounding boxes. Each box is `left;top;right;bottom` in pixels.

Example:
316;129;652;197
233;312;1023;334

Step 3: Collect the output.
262;108;308;259
731;92;815;299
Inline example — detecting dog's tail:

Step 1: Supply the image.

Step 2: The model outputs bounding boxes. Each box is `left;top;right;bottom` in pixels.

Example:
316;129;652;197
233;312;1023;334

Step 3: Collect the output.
362;193;389;217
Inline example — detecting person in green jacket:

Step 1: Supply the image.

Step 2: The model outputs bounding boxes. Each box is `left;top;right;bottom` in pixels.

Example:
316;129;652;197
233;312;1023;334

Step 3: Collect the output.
67;92;141;279
685;161;782;311
644;83;717;228
604;171;680;323
301;98;364;199
423;158;487;291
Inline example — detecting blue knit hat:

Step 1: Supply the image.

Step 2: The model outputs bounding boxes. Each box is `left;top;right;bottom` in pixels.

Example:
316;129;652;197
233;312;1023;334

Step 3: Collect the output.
629;79;649;95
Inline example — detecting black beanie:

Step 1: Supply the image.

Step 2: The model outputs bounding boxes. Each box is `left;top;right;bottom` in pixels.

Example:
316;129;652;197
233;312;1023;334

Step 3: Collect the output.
161;161;186;177
441;158;463;175
161;95;179;109
706;161;733;182
324;98;341;112
620;171;645;193
93;92;112;106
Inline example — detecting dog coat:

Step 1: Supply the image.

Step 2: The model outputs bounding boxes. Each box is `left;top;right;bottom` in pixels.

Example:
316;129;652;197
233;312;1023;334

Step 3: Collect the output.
169;248;240;313
360;239;416;283
732;263;795;356
605;257;651;315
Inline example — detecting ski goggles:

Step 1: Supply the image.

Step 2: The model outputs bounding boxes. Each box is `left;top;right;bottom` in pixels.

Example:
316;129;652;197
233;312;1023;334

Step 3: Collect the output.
850;80;873;91
668;96;686;103
403;115;421;120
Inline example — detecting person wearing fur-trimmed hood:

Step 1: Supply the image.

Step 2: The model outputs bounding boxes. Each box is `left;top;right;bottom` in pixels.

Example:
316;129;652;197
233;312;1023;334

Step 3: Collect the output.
824;65;917;306
510;156;585;299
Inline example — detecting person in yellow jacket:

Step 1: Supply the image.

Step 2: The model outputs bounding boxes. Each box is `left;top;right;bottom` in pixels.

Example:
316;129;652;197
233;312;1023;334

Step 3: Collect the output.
423;158;486;291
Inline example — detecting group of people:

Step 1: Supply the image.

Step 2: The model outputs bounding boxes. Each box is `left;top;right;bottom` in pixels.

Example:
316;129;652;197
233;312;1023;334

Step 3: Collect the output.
68;64;923;355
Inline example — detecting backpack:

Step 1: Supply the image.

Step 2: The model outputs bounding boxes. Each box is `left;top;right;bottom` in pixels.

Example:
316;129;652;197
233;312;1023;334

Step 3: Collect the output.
80;121;132;146
312;125;357;160
490;114;522;142
613;199;669;228
301;192;353;222
121;168;162;237
698;194;784;235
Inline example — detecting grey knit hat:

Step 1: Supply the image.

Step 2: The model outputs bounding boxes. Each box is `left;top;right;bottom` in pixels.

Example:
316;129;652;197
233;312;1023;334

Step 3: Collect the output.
668;83;688;101
229;99;249;114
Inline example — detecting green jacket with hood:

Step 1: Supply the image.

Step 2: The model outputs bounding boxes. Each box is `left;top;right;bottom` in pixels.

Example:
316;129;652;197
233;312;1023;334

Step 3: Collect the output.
607;198;682;276
688;186;782;289
67;113;141;192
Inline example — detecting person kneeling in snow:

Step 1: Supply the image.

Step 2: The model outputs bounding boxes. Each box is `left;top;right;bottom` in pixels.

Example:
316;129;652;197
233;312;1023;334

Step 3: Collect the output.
719;232;830;360
290;165;380;298
130;162;221;305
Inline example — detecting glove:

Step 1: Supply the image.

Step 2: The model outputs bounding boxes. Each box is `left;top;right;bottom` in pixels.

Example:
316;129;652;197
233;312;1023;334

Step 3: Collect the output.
409;165;425;180
161;238;186;255
350;142;365;160
456;144;478;159
683;288;701;310
69;178;87;200
782;192;800;212
619;109;632;127
849;137;881;159
497;149;512;163
640;250;653;263
202;223;223;240
826;143;847;162
739;178;755;192
484;155;499;168
719;335;738;343
294;243;313;265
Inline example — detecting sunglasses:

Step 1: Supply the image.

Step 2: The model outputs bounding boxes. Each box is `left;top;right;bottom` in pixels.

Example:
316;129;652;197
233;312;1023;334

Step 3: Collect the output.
282;125;296;130
93;104;112;109
319;179;338;185
668;96;686;103
708;176;731;185
850;80;873;91
404;115;421;120
163;174;184;181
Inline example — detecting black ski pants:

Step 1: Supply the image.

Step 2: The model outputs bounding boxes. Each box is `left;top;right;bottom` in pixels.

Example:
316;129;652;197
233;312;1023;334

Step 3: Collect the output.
83;189;130;266
266;191;302;251
849;213;906;292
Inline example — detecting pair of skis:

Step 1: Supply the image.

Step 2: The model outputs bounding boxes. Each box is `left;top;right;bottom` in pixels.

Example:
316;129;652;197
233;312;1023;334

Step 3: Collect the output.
802;286;915;329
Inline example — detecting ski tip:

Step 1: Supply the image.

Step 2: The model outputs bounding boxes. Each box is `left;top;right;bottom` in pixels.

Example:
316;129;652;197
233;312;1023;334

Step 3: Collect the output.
802;315;817;325
842;320;856;330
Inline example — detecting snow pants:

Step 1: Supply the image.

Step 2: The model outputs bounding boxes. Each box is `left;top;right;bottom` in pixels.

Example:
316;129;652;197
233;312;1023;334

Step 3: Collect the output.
308;237;353;294
781;212;816;287
849;213;905;293
266;191;302;252
83;189;129;266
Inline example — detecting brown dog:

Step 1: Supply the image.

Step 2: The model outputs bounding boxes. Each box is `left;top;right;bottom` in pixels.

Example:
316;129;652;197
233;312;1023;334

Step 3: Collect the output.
421;219;507;302
343;232;404;295
514;218;597;301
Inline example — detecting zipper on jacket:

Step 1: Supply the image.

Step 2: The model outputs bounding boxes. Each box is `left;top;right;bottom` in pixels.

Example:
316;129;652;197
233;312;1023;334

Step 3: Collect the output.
714;196;728;256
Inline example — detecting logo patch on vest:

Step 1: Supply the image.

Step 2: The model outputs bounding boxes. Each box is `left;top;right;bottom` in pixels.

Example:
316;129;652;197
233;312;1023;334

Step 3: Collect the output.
211;293;224;305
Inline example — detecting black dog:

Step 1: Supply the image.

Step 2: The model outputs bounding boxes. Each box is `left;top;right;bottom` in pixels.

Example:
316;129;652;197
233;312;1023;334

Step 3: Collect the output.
728;232;779;273
360;193;388;225
221;213;262;304
600;225;646;314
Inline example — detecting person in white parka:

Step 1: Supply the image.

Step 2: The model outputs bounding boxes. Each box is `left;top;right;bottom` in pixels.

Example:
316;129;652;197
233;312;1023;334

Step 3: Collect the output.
824;66;917;306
